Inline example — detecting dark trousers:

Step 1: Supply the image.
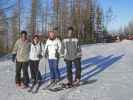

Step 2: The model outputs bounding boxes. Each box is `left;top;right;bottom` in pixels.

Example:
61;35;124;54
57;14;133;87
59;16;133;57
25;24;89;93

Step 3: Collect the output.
65;58;81;83
15;61;29;86
29;60;42;84
48;59;60;80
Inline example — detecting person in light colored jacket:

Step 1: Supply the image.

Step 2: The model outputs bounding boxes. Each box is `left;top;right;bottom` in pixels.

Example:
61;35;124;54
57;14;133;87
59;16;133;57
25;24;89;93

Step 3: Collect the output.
43;31;61;84
29;35;43;88
12;31;30;88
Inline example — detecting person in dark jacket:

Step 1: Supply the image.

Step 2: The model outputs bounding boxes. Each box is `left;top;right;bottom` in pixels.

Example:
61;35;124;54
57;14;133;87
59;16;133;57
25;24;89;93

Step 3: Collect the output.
61;27;82;88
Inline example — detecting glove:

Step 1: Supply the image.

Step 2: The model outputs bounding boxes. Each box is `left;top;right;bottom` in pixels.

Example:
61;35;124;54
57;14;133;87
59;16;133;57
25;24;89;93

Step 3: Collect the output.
77;52;82;57
44;52;48;58
12;54;16;62
55;52;60;59
38;54;43;59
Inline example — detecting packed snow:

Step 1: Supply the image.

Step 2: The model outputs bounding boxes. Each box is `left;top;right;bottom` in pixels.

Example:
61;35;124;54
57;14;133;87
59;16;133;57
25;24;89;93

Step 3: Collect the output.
0;40;133;100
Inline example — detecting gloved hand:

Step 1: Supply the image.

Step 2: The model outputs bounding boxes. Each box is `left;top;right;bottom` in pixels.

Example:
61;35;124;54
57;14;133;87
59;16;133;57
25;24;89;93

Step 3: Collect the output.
12;54;16;62
38;54;43;59
44;52;48;58
77;52;82;57
55;52;60;59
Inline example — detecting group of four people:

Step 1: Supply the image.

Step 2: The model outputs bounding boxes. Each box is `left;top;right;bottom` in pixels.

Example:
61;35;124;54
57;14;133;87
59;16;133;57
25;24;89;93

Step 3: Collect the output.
12;27;82;89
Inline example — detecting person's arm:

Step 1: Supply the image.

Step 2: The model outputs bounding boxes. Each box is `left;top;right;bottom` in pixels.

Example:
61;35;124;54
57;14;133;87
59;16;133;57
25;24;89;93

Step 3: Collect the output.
12;40;19;54
60;40;65;56
40;42;44;55
77;39;82;57
42;40;48;58
12;40;19;62
38;42;44;59
57;39;62;54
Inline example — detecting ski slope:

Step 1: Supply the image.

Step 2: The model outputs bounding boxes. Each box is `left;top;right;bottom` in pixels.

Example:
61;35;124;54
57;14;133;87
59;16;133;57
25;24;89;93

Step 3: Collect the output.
0;40;133;100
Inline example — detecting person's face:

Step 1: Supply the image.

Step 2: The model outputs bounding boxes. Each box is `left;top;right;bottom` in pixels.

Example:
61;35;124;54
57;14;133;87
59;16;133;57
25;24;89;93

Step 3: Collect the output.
49;32;55;39
68;30;73;37
21;33;27;41
33;37;39;44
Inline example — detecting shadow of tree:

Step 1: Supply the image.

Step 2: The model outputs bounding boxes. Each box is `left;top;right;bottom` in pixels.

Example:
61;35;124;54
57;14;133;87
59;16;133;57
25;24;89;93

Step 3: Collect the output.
41;54;124;83
82;55;124;81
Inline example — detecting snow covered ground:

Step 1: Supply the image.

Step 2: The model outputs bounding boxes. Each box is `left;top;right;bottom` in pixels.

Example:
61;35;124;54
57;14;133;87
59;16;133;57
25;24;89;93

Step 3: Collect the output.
0;40;133;100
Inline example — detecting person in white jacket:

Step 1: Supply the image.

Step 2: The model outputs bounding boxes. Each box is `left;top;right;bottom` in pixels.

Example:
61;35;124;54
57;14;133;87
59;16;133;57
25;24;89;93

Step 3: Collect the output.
43;31;61;84
29;35;42;87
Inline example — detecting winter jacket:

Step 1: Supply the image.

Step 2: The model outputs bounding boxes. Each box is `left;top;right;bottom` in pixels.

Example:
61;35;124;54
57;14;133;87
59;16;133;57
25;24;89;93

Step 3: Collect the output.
12;39;30;62
29;43;43;61
43;38;61;60
61;38;81;61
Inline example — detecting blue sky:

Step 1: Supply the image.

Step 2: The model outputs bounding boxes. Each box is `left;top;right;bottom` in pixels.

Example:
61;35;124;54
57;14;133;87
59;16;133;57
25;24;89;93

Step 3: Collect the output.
21;0;133;31
1;0;133;31
98;0;133;31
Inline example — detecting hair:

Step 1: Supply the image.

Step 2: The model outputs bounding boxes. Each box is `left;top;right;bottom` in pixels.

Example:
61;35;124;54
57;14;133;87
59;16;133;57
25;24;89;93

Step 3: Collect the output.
48;31;54;34
32;35;39;39
32;35;40;44
67;26;76;38
21;30;27;36
67;26;74;31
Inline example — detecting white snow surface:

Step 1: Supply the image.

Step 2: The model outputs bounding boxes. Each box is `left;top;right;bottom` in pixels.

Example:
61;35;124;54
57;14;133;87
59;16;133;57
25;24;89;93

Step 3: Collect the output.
0;40;133;100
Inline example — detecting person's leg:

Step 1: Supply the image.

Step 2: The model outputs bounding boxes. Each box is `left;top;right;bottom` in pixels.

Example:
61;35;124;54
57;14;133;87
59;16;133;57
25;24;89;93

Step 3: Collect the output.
29;60;36;85
74;58;81;84
22;62;29;87
15;62;22;86
37;71;42;84
48;59;55;82
34;61;42;83
53;59;60;81
65;60;73;84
